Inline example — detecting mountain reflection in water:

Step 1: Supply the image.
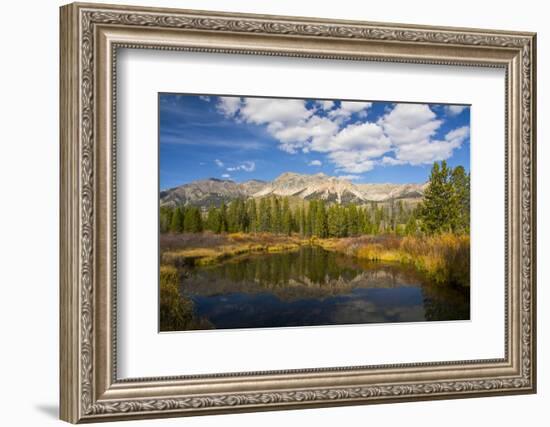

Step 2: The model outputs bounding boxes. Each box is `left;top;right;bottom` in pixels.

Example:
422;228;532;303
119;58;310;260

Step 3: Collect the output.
177;246;470;330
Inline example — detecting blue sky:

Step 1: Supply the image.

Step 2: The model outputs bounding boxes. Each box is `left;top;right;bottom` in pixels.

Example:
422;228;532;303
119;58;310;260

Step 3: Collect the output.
159;93;470;190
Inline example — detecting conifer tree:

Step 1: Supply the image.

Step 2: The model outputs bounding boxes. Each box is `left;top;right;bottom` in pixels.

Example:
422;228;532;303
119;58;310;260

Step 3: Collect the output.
206;206;221;233
295;206;303;236
169;207;184;233
272;197;282;234
362;206;373;234
327;205;338;237
405;213;418;235
246;199;257;233
160;206;174;233
419;160;454;234
219;202;228;233
348;204;359;236
373;203;383;234
314;201;328;238
183;206;203;233
281;198;292;236
450;166;470;233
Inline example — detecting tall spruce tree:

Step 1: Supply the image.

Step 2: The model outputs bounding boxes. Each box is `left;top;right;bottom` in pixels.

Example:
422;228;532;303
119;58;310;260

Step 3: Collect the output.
348;204;359;236
450;166;470;233
281;198;292;236
206;206;221;233
246;199;257;233
169;207;184;233
314;201;328;238
419;160;454;234
219;202;228;233
183;206;203;233
160;206;173;233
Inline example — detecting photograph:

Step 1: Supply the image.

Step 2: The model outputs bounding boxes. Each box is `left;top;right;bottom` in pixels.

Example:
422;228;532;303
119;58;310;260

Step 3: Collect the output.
158;94;471;331
56;3;536;422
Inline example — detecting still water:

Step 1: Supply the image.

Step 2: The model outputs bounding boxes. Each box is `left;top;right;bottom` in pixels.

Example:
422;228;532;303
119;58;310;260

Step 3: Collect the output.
179;246;470;330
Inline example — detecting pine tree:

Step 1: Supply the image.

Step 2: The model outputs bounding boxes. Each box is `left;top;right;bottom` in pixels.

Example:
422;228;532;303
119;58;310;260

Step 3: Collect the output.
258;198;271;232
160;206;174;233
219;202;228;233
281;198;292;236
373;203;383;234
348;204;359;236
450;166;470;233
295;206;303;236
306;201;315;237
272;197;282;234
183;206;203;233
205;206;221;233
314;201;328;238
169;207;184;233
246;199;257;233
405;213;417;235
338;206;349;237
227;200;238;232
362;206;373;234
327;205;338;237
419;161;454;234
397;200;406;224
300;203;307;236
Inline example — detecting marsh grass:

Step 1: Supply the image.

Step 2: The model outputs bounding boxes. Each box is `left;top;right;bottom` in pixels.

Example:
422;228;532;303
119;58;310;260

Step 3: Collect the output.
317;234;470;287
161;232;306;267
160;232;469;288
159;265;214;331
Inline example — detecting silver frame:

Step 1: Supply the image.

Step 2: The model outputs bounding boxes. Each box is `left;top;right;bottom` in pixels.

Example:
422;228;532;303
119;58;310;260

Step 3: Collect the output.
60;2;536;423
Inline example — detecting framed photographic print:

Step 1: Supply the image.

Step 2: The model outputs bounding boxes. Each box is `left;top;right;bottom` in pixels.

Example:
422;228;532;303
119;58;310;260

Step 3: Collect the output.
60;2;537;423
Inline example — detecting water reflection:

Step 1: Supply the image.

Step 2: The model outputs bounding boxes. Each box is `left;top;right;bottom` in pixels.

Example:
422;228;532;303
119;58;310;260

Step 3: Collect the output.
170;246;470;331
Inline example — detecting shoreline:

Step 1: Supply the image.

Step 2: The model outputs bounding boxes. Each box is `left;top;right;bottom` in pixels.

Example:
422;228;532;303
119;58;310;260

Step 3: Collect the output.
160;232;470;287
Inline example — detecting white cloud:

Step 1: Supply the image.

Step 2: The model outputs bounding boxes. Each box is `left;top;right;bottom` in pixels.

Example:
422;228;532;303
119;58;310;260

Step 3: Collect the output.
379;103;442;146
381;156;406;166
328;101;372;122
274;115;339;154
307;122;390;173
392;126;470;165
326;122;390;154
221;173;231;179
239;98;313;126
337;174;361;181
445;126;470;144
199;95;211;102
308;160;322;166
216;97;242;117
226;161;256;172
214;159;224;167
445;105;467;116
216;98;467;173
329;150;376;173
316;100;335;111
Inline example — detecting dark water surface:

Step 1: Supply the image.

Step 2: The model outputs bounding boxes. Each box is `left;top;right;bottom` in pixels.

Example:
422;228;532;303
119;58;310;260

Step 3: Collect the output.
178;246;470;330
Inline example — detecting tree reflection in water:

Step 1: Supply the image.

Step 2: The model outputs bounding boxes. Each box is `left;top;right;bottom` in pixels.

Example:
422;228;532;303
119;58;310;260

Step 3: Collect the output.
168;246;469;331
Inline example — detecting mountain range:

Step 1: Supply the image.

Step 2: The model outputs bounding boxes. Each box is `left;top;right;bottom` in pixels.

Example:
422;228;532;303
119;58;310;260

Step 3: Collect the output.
160;172;427;208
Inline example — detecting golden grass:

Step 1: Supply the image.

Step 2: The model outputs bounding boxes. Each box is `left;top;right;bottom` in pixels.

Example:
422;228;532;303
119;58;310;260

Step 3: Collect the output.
318;233;469;287
160;232;469;288
159;265;196;331
160;265;179;286
161;232;309;267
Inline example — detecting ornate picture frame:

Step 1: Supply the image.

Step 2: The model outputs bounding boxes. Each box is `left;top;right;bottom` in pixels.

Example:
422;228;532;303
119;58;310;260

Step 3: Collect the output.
60;2;536;423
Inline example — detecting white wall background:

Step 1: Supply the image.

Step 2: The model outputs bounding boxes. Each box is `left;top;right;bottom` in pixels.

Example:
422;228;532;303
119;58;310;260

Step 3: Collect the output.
0;0;545;426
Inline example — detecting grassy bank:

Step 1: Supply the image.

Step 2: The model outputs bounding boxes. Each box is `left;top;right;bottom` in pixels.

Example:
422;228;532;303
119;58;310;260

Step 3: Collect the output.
160;265;213;331
160;231;469;288
161;232;310;267
316;234;470;287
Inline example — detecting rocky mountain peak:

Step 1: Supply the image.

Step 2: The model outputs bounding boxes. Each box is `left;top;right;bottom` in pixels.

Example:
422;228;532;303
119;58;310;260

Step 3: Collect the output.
160;172;426;208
